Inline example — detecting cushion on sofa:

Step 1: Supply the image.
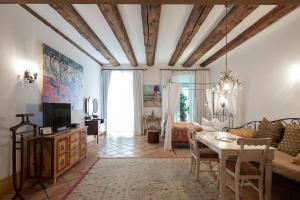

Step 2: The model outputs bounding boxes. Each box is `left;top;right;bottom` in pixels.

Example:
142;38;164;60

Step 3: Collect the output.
272;150;300;183
257;117;284;147
292;153;300;166
228;129;258;138
277;124;300;156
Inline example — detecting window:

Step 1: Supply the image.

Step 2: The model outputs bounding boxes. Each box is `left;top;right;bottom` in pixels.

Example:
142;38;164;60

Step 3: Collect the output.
172;72;195;122
107;71;134;138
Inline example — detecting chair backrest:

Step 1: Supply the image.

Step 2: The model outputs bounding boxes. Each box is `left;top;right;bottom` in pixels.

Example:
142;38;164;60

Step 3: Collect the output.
236;138;272;175
186;127;199;157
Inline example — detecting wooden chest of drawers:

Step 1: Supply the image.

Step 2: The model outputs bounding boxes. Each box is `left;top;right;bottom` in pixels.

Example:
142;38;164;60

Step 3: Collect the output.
27;127;87;183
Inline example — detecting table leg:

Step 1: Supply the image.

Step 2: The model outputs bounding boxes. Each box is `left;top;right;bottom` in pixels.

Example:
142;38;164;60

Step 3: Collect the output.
265;158;273;200
219;156;227;200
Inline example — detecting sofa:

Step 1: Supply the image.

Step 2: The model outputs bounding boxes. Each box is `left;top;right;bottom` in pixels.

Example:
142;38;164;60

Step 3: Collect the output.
225;118;300;185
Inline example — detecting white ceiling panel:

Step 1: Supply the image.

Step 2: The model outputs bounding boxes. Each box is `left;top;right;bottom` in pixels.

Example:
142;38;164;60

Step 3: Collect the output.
24;4;297;68
73;4;129;65
155;5;193;65
28;4;108;64
177;5;227;65
118;5;146;64
197;5;276;65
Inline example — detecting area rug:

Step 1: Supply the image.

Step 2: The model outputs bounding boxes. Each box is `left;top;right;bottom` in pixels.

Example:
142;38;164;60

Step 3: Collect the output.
63;158;234;200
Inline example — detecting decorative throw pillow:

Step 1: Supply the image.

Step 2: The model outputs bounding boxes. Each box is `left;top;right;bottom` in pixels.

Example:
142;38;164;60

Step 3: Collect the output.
277;124;300;156
201;118;228;132
214;119;229;131
229;129;258;138
292;153;300;166
256;117;284;147
202;117;215;127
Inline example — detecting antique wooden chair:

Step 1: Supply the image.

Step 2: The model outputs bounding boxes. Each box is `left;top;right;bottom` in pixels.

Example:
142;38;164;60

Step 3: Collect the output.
226;138;272;200
186;127;219;181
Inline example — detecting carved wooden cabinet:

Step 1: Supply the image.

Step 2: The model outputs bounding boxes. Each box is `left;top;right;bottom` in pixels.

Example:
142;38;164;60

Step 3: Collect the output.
27;127;87;183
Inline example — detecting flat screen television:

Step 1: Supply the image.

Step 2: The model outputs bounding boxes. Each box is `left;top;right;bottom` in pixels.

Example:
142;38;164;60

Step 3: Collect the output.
43;103;71;132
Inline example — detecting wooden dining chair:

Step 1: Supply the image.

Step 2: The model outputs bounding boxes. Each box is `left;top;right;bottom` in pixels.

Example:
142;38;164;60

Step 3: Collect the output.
186;127;219;181
226;138;272;200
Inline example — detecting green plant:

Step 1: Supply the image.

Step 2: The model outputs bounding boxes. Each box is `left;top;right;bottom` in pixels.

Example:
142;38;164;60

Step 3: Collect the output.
179;91;189;121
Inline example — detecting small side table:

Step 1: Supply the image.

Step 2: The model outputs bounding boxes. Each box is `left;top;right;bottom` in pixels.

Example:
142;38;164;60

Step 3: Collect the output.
147;129;160;144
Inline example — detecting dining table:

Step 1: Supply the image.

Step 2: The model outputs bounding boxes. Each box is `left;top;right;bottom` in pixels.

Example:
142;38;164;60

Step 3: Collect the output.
195;131;275;200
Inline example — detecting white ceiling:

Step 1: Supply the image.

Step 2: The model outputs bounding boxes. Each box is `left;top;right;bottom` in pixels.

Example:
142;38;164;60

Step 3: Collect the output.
27;4;297;67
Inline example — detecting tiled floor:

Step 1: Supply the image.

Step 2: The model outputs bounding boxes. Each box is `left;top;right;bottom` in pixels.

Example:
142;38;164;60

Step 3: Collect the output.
0;135;189;200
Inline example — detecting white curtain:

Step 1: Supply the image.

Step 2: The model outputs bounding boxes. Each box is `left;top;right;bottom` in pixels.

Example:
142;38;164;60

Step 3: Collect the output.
206;89;214;117
226;91;241;127
195;70;211;123
100;70;112;125
133;70;144;135
160;70;172;137
164;84;181;150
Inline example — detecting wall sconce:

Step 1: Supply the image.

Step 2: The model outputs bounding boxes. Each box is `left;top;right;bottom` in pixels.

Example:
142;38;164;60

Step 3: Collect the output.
24;70;38;83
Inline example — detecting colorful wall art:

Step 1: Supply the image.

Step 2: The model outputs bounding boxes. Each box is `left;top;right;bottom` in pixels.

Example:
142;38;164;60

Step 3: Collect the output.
144;85;161;107
42;44;83;109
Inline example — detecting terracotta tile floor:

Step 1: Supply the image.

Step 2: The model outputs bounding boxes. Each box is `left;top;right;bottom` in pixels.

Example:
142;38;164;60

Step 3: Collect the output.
0;135;189;200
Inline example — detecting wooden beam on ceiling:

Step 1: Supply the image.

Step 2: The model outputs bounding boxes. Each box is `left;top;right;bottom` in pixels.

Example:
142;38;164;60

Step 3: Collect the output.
98;4;138;67
168;5;212;66
1;1;299;5
183;5;258;67
50;3;120;66
141;4;161;66
200;5;298;67
20;4;103;66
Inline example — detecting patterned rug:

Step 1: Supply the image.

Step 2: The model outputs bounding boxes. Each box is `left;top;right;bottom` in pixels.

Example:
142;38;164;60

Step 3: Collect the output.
63;158;235;200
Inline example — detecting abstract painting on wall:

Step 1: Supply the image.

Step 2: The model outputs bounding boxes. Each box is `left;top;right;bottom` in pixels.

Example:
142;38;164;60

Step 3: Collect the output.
144;85;161;107
42;44;83;109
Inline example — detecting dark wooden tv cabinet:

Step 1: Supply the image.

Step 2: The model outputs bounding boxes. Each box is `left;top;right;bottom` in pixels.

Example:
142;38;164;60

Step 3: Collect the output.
27;127;87;183
85;118;105;143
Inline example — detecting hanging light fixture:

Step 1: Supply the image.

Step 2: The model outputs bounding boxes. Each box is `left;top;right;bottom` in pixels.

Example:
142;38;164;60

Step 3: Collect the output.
217;5;241;97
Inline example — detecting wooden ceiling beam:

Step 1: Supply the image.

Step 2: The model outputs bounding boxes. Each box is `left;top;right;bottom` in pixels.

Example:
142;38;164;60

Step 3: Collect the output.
141;4;161;66
168;5;212;66
1;1;299;5
183;5;258;67
200;5;298;67
20;4;103;66
50;3;120;66
98;4;138;67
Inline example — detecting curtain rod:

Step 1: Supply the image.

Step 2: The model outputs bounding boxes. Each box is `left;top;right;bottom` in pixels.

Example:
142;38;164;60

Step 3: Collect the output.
160;68;209;71
102;68;147;71
172;81;216;85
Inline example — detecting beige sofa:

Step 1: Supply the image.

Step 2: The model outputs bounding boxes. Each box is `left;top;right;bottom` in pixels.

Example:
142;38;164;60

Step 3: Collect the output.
225;118;300;184
273;150;300;183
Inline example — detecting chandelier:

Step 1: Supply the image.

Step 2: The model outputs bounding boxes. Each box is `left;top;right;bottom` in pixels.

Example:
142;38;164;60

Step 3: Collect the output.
217;5;241;97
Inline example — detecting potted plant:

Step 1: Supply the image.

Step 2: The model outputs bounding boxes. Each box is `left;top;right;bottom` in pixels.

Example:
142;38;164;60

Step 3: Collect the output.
179;91;189;121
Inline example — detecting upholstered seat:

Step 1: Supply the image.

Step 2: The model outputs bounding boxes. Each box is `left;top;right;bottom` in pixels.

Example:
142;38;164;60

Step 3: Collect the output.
226;160;261;176
272;150;300;183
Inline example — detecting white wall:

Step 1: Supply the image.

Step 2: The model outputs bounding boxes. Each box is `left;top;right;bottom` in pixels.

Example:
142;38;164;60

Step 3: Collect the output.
210;8;300;125
0;5;101;180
